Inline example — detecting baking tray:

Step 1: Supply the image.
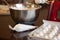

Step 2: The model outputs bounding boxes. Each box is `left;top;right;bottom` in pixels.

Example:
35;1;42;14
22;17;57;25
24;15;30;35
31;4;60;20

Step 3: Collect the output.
28;22;60;40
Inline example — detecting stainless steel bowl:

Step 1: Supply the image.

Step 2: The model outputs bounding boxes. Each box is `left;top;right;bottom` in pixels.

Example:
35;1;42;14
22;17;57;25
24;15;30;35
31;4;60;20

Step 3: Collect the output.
9;4;41;25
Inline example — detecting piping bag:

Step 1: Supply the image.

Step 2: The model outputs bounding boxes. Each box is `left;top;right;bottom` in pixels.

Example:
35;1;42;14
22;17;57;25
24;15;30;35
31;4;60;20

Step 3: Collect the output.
9;24;37;32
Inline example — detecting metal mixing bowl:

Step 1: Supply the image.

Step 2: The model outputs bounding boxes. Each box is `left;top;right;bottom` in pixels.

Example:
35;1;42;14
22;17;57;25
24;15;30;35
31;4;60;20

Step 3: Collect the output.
9;3;41;25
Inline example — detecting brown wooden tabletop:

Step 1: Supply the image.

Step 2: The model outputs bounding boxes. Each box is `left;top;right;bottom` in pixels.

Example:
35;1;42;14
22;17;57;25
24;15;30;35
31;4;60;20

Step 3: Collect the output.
0;15;34;40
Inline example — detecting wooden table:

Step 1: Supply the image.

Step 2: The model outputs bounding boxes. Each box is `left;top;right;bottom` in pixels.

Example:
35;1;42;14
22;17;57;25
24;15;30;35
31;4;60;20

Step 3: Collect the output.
10;30;34;40
0;15;35;40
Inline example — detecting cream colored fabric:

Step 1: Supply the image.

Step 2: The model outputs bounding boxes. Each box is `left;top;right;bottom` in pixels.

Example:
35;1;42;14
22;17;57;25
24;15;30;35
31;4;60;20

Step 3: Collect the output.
0;5;9;15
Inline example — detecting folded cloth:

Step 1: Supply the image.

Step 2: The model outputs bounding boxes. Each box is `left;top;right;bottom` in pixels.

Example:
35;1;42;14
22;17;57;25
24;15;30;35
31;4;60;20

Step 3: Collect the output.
0;5;9;15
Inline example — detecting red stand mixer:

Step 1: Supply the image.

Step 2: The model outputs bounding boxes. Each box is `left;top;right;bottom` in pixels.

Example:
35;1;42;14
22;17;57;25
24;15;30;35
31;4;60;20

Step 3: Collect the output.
48;0;60;22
